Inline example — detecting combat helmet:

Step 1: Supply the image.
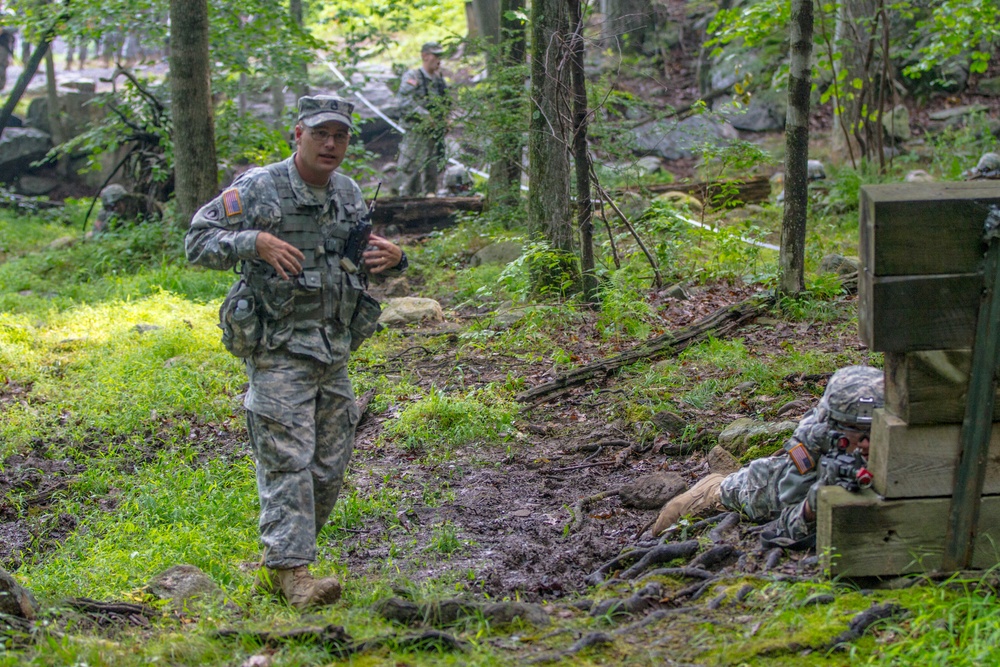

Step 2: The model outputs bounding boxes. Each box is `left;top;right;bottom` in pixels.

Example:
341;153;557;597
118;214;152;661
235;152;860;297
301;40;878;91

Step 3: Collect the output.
975;152;1000;178
100;184;128;207
443;164;471;193
821;366;884;429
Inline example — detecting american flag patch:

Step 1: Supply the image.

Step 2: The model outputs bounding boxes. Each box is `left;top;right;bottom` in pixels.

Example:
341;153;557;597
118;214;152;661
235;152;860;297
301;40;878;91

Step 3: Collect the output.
788;442;816;475
222;189;243;217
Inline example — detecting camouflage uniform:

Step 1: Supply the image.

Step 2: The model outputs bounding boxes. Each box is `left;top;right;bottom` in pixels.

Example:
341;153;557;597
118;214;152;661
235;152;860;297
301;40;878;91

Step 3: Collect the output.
186;154;403;570
719;366;884;543
395;54;449;197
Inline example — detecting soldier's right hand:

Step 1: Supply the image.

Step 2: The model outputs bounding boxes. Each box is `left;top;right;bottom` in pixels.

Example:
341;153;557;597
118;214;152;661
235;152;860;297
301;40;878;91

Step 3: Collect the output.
256;232;304;280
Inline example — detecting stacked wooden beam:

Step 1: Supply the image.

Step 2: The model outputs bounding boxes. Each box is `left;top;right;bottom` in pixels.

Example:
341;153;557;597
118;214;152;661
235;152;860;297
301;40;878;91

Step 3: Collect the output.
818;182;1000;577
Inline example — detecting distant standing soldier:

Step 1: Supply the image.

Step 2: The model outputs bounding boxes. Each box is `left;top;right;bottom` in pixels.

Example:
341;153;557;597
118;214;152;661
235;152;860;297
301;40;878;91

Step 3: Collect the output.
394;41;449;197
0;28;14;92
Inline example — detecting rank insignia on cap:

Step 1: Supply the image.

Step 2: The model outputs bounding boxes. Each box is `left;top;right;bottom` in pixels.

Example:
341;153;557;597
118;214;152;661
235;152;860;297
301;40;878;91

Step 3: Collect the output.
788;442;816;475
222;189;243;217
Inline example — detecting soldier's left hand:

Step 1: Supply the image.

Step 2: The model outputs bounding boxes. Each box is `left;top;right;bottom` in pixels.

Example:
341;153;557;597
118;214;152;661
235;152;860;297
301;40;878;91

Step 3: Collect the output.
363;234;403;274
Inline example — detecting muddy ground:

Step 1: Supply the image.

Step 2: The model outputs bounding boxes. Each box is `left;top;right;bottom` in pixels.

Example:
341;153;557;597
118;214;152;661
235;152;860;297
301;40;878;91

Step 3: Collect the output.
0;280;866;606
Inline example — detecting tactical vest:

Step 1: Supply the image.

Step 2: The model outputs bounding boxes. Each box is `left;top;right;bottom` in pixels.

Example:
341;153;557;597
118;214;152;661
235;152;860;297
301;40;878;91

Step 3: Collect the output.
245;163;365;328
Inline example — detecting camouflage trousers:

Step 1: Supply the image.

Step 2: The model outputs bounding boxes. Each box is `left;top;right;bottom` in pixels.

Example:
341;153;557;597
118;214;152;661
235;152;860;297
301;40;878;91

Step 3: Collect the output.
719;455;814;542
245;348;359;569
396;129;445;197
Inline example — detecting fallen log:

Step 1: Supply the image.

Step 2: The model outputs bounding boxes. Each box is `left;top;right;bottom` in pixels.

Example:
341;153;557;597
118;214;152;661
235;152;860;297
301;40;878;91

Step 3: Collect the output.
619;175;773;207
371;195;484;228
517;294;775;403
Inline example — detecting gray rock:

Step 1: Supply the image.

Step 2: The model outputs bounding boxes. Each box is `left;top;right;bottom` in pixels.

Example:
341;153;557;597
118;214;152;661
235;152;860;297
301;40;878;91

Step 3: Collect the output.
929;104;988;122
147;564;225;607
651;410;686;434
718;418;797;454
482;601;550;626
15;174;58;195
379;297;445;326
470;240;523;267
619;472;687;509
663;283;690;300
978;76;1000;97
632;114;738;161
905;170;933;183
882;104;911;141
635;155;664;174
818;254;859;276
0;127;52;179
46;236;77;251
707;445;741;475
715;94;786;132
379;276;411;298
0;567;38;619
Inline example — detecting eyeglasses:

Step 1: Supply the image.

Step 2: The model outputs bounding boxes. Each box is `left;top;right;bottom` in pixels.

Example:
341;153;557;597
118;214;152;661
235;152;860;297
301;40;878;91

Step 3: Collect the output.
308;128;351;144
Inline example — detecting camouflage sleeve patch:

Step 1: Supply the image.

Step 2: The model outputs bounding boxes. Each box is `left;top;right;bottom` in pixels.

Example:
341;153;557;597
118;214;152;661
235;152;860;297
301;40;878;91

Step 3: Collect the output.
788;442;816;475
201;200;224;222
222;189;243;217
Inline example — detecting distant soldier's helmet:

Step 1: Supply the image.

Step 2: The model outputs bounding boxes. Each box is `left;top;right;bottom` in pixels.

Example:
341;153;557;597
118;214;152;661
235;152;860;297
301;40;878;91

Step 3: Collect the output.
820;366;884;429
443;164;471;192
976;152;1000;174
100;184;128;207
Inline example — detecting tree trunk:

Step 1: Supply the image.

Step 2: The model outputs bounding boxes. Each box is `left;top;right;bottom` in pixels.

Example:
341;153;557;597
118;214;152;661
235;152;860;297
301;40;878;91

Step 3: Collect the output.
465;1;480;39
43;49;67;176
830;0;879;165
602;0;653;53
778;0;814;295
169;0;218;226
472;0;502;44
568;0;596;302
290;0;309;98
527;0;572;252
0;27;56;132
485;0;527;214
271;76;285;131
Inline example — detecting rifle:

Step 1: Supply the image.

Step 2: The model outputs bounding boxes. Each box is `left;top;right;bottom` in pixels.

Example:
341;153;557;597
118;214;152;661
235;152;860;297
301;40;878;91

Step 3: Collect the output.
821;432;873;492
340;182;381;275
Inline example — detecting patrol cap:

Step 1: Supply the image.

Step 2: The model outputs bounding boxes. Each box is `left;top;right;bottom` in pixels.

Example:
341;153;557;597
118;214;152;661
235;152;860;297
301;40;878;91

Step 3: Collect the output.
297;95;354;129
421;41;445;55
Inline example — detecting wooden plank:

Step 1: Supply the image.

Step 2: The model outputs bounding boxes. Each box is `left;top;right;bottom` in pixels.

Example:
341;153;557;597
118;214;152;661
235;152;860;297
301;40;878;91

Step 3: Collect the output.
868;409;1000;498
371;196;484;227
943;217;1000;571
883;350;1000;424
817;487;1000;577
859;182;1000;278
858;272;980;352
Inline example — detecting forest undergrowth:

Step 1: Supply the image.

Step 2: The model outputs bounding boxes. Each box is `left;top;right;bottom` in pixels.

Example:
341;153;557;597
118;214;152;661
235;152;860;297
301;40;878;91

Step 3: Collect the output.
2;154;1000;666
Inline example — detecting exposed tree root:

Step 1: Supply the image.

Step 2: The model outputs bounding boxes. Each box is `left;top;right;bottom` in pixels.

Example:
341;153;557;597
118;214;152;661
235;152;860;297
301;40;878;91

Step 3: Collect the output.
569;489;620;533
708;513;740;543
526;631;614;665
216;623;466;657
614;541;701;581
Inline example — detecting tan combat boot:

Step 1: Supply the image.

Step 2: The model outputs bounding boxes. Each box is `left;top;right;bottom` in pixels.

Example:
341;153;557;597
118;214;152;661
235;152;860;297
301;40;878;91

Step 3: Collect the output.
272;566;342;609
652;473;726;536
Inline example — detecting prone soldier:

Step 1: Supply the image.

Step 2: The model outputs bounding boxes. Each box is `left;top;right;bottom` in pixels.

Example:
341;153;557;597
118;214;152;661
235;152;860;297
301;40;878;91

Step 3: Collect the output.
652;365;884;548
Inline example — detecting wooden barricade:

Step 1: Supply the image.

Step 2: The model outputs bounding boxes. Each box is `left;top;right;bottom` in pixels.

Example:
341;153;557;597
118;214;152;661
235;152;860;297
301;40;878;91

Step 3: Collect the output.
818;182;1000;577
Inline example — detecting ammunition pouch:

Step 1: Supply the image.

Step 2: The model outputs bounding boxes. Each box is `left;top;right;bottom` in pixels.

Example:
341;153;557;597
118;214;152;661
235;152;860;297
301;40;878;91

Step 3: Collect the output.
218;277;262;358
349;292;382;351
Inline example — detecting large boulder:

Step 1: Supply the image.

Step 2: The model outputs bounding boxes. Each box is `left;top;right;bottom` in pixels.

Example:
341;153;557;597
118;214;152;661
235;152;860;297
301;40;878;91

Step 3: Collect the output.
619;473;687;510
882;104;911;141
147;564;226;609
0;128;52;182
470;241;523;267
714;92;786;132
631;115;738;161
379;297;445;327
